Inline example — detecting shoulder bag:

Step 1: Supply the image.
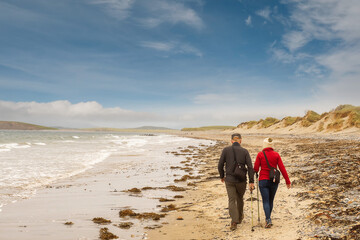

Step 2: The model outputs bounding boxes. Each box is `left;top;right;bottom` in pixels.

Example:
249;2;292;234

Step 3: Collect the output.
232;147;247;181
263;151;280;184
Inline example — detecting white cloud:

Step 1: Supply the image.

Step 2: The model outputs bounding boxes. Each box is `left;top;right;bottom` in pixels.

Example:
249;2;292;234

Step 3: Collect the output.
280;0;360;52
177;43;203;57
90;0;135;20
315;46;360;104
316;46;360;75
273;0;360;105
91;0;204;29
140;41;202;57
0;100;159;128
139;41;175;51
256;7;271;22
245;15;251;26
154;0;204;29
0;98;334;129
282;31;310;52
139;0;204;29
288;0;360;43
270;45;310;64
270;47;296;63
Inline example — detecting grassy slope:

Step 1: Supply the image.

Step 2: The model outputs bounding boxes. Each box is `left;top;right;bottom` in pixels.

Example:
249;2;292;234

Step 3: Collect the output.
0;121;57;130
237;104;360;130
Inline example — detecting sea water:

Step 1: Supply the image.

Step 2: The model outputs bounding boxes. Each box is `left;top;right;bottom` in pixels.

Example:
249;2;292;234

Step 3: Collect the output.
0;130;213;213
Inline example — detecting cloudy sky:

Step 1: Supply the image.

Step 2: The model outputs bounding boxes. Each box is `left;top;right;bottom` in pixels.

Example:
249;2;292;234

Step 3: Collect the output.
0;0;359;128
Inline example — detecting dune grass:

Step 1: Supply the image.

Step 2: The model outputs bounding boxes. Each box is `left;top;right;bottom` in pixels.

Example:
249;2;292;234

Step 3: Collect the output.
234;104;360;131
317;122;325;132
246;121;258;129
283;116;301;127
301;111;321;127
260;117;280;128
333;105;360;128
327;119;345;131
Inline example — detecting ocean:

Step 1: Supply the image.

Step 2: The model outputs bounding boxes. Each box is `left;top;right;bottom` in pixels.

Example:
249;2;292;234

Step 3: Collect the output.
0;130;214;214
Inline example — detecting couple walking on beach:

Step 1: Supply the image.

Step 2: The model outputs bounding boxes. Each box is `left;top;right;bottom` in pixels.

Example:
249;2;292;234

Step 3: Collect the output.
218;133;291;231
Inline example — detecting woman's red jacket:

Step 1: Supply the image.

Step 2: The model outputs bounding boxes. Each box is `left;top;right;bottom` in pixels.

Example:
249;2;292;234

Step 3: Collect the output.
254;147;291;185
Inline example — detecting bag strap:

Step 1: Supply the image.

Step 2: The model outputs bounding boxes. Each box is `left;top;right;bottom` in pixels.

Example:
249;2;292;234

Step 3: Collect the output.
232;147;239;166
262;151;273;169
233;146;246;169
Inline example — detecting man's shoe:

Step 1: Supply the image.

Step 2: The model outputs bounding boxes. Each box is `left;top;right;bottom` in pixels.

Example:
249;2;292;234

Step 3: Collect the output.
230;222;237;231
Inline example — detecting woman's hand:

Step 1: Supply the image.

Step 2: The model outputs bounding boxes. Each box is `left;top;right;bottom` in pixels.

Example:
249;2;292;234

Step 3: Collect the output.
286;184;291;189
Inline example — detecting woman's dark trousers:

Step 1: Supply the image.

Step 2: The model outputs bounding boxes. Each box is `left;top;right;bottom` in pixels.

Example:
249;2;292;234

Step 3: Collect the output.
259;180;278;221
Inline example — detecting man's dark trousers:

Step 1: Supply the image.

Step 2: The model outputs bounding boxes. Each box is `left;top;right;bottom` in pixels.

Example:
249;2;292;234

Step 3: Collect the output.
225;181;246;223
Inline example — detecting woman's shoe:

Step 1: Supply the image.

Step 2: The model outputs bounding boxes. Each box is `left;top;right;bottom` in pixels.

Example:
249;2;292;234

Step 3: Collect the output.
265;219;272;228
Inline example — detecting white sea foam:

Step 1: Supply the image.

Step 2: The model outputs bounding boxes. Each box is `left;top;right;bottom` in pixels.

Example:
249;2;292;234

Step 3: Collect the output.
0;131;215;213
0;143;31;152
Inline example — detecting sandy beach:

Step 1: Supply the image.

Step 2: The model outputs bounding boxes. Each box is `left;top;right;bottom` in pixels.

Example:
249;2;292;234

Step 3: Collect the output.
147;132;360;240
0;131;359;240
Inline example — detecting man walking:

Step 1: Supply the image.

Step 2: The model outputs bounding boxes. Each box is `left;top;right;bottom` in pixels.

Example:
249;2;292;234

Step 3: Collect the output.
218;133;254;231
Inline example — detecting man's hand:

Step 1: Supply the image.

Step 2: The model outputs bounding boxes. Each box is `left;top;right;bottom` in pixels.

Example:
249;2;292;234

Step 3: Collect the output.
249;183;255;191
286;184;291;189
221;178;225;183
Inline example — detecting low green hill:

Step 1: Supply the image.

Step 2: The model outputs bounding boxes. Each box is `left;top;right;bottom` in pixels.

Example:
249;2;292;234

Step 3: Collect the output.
0;121;57;130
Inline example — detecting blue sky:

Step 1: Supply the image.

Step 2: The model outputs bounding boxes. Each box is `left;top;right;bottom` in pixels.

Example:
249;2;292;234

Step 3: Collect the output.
0;0;359;128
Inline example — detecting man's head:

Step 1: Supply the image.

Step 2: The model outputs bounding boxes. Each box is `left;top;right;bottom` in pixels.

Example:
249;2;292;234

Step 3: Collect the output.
231;133;242;143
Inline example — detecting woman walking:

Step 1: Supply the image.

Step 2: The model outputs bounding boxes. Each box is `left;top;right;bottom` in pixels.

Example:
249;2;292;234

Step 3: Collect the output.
254;138;291;228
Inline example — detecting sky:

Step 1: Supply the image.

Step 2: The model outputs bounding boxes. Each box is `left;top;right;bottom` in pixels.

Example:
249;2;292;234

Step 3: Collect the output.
0;0;359;129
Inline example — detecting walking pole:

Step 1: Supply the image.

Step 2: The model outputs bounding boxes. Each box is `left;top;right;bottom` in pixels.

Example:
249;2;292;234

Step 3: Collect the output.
251;189;254;232
256;173;260;224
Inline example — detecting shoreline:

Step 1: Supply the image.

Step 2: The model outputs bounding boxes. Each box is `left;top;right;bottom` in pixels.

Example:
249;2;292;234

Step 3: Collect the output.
0;134;214;240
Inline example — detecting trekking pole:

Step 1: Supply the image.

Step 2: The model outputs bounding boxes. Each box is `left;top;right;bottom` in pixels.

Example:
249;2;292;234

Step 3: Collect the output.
251;189;254;232
256;173;260;224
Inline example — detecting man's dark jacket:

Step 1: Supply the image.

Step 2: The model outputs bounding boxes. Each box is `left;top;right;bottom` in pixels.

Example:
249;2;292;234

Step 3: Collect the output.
218;142;254;183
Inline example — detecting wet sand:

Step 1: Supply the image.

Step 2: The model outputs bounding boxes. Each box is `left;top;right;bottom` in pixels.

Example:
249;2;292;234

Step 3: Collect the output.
0;136;214;240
